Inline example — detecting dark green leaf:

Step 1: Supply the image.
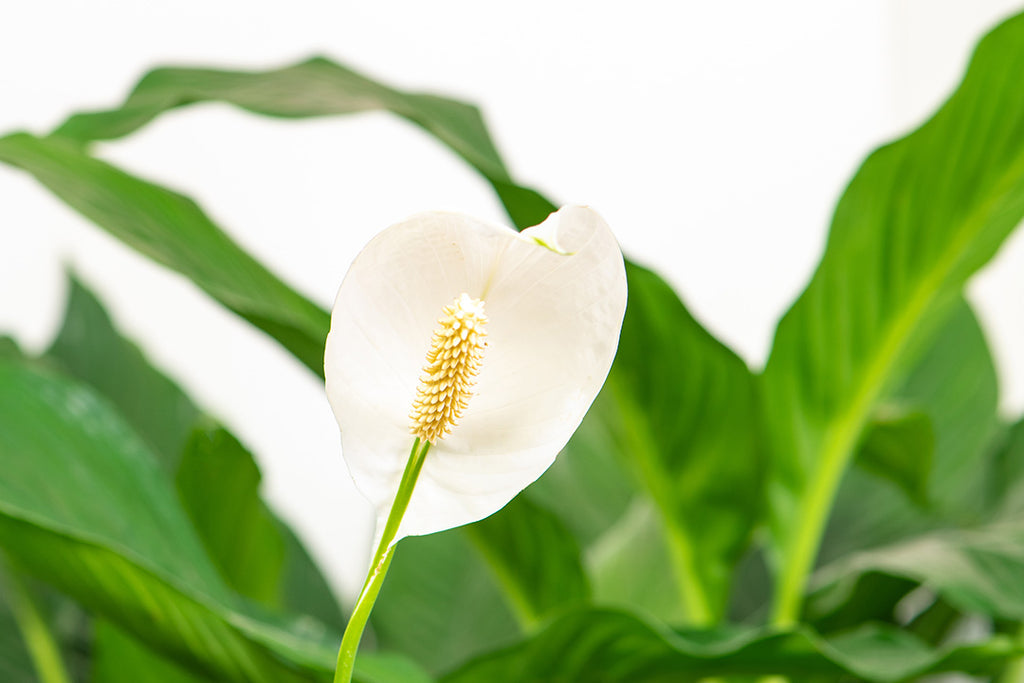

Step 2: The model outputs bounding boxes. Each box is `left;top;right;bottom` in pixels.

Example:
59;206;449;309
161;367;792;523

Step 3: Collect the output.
762;12;1024;620
0;134;330;377
0;356;338;682
441;608;1019;683
855;408;934;508
988;417;1024;515
175;425;286;608
595;262;760;624
462;495;589;627
47;275;200;471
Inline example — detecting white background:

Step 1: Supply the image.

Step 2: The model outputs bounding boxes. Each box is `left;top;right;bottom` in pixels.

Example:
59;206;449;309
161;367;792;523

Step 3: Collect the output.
2;0;1023;601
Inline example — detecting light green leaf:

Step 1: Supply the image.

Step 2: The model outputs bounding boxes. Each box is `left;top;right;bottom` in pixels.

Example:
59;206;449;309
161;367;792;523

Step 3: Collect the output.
0;134;330;377
440;608;1020;683
47;275;201;471
462;494;590;628
595;262;760;624
762;11;1024;623
0;356;338;682
175;425;286;608
855;407;934;508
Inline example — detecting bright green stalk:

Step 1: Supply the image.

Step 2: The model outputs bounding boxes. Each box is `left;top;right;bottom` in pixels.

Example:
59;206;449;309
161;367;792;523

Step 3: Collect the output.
1;560;71;683
333;438;431;683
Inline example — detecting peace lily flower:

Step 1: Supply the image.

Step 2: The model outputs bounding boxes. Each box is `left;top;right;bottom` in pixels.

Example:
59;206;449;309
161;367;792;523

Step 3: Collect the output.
325;205;626;682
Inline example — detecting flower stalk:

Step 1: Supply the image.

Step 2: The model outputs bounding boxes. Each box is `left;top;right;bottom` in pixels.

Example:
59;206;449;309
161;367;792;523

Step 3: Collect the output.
333;438;431;683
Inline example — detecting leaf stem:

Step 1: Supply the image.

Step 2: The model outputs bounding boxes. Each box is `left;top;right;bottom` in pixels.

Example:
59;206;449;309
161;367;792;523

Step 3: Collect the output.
1;559;71;683
333;438;431;683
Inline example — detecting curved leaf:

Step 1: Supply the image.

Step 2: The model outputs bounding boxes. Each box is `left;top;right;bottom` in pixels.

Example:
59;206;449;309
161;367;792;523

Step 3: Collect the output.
0;356;338;682
441;608;1020;683
762;11;1024;622
0;134;330;377
49;58;554;230
597;262;760;624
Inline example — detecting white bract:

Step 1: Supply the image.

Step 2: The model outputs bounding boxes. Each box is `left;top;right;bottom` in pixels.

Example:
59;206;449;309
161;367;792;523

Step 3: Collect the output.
324;206;627;542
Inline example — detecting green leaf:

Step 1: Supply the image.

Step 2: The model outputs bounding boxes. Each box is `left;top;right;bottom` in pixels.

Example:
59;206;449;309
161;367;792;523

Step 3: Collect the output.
762;11;1024;623
595;262;760;624
0;356;339;682
988;417;1024;515
92;620;208;683
47;58;554;230
821;299;1001;567
175;425;287;608
51;275;346;628
440;608;1020;683
47;275;201;471
462;494;589;628
587;500;685;624
855;408;934;508
370;529;520;676
812;518;1024;623
0;134;330;377
527;392;636;547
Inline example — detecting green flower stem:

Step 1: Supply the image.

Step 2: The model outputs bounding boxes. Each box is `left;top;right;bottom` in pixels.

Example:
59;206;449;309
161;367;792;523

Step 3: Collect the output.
333;437;431;683
1;558;71;683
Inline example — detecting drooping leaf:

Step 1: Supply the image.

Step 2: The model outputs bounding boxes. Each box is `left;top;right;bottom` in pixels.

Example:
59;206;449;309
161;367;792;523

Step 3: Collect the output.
370;529;520;676
175;425;287;608
0;134;330;377
855;408;934;508
0;356;339;682
440;608;1020;683
762;11;1024;622
593;262;760;624
47;58;555;230
47;275;201;471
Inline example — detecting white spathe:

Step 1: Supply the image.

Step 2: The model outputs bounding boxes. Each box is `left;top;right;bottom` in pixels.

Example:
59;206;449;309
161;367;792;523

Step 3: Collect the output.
324;205;627;541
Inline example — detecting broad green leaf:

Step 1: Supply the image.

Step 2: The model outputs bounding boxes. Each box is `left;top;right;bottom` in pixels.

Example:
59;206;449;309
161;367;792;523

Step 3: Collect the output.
762;12;1024;622
47;275;200;471
595;262;759;624
988;417;1024;515
176;425;286;608
371;529;520;676
821;299;1001;566
855;408;934;508
441;608;1020;683
47;58;555;230
93;621;207;683
811;518;1024;623
45;274;346;627
527;392;636;547
0;134;330;377
462;495;589;627
0;356;338;682
587;500;684;624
